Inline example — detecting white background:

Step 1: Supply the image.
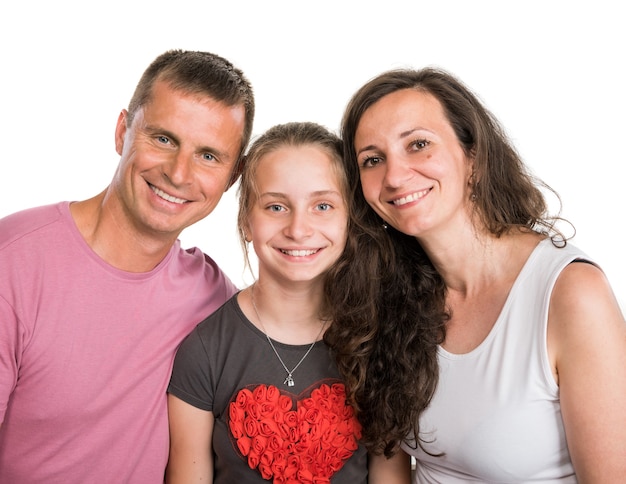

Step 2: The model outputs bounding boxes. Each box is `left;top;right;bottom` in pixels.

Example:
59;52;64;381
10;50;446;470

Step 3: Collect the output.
1;1;624;311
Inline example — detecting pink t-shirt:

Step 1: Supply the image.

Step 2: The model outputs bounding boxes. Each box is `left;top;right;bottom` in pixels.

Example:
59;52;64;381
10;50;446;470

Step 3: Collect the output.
0;202;237;482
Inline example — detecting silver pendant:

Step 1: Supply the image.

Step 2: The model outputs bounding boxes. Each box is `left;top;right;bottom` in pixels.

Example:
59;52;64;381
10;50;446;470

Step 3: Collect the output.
284;375;295;387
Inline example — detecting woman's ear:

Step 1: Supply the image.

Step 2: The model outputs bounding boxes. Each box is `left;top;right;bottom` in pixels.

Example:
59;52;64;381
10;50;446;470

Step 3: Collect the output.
466;151;477;184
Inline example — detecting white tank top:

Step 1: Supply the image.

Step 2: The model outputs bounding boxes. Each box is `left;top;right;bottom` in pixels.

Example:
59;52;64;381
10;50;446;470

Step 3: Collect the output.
402;238;590;483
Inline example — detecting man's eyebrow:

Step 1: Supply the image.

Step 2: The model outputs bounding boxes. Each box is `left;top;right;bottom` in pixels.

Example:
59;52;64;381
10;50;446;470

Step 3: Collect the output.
143;125;180;144
143;125;234;161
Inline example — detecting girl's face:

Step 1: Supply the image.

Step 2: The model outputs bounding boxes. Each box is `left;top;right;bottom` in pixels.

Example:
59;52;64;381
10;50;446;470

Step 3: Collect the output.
353;88;473;240
246;144;348;287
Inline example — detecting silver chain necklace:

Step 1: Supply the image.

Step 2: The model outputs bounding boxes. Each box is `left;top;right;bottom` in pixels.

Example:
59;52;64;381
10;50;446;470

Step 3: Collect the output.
250;284;326;387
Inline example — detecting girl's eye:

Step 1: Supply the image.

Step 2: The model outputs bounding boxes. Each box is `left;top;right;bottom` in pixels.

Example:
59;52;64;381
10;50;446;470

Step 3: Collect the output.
316;203;332;212
268;204;285;213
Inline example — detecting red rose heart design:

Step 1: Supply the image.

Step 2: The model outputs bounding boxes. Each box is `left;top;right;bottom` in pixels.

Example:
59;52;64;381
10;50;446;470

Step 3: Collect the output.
228;382;362;483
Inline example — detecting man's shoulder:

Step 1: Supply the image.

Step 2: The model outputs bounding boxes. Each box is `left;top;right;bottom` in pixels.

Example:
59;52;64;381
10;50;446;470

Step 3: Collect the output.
175;244;229;276
169;244;239;298
0;202;67;249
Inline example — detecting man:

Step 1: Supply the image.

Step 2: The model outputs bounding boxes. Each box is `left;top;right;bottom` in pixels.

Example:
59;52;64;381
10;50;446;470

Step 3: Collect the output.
0;49;255;482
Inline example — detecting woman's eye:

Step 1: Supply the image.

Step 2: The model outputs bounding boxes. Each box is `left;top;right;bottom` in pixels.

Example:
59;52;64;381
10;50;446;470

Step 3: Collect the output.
362;156;381;168
411;139;429;150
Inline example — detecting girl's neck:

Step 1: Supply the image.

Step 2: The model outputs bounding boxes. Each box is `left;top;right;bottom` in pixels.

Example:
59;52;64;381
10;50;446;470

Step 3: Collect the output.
241;281;327;345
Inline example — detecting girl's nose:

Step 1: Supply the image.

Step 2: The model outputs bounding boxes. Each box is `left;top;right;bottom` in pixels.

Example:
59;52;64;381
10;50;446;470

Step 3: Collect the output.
284;210;313;240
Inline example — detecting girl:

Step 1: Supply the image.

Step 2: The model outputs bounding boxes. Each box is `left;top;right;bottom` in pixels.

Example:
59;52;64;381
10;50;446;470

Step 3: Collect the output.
166;122;409;483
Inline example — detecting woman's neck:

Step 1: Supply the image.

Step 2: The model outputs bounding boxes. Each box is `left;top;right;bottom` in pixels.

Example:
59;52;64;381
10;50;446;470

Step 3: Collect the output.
420;227;542;297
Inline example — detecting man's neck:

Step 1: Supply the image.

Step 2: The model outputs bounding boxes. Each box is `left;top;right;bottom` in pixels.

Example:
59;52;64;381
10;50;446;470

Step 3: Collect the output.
70;190;178;273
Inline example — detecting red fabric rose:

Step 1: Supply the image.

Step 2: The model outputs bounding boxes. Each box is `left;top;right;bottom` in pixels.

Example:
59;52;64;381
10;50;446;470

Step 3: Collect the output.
228;383;361;482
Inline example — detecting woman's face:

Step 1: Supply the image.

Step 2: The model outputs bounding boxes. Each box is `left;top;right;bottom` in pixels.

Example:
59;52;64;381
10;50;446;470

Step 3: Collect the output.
353;88;473;240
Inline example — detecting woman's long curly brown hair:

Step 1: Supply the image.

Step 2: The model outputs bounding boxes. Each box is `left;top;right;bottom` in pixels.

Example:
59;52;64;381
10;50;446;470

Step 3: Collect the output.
324;67;567;458
323;193;448;458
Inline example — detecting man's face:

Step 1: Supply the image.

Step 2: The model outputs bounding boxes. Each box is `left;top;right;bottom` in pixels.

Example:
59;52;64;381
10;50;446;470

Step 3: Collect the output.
111;80;245;241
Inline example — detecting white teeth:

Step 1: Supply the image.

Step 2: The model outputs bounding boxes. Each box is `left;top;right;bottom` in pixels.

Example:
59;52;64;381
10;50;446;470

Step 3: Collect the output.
280;249;319;257
150;185;188;204
392;189;429;206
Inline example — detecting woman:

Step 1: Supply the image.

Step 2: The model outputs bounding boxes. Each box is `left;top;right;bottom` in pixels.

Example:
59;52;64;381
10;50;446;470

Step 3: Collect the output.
166;122;409;483
325;68;626;482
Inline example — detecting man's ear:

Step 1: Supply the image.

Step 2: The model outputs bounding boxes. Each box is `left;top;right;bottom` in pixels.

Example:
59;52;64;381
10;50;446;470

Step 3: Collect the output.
115;110;129;156
225;154;247;191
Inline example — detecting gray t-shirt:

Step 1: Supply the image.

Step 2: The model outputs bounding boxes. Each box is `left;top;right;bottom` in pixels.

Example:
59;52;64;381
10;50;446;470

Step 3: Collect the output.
169;295;368;483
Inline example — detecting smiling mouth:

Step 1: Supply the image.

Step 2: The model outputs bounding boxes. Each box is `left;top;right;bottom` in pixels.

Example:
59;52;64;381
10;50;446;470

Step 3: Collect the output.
391;188;431;206
149;184;189;204
279;249;320;257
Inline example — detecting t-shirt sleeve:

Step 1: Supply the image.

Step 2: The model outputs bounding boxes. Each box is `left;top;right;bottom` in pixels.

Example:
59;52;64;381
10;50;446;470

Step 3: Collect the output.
168;327;214;412
0;297;20;423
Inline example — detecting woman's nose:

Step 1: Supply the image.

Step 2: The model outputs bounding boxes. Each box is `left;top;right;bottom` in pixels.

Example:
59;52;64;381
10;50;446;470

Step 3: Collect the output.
382;155;412;189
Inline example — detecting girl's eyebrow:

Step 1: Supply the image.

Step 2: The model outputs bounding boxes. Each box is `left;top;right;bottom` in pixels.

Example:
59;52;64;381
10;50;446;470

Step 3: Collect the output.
310;190;343;198
258;190;342;199
258;192;287;200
